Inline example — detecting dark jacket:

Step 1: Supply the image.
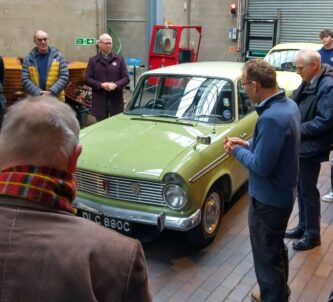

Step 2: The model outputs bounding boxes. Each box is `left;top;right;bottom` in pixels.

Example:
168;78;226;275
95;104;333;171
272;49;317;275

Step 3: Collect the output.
84;52;129;117
0;197;152;302
233;91;301;208
293;64;333;160
0;55;4;85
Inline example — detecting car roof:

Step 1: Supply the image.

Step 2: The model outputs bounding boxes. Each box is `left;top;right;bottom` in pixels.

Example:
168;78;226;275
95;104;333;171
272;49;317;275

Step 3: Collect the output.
268;42;322;52
144;61;245;81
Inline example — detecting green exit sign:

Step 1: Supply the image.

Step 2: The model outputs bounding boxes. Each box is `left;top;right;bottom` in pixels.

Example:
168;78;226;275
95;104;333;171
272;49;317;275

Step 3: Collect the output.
75;37;95;45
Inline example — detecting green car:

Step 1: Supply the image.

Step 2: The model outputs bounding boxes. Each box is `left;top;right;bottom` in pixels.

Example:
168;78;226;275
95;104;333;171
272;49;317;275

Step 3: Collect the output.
74;61;257;246
264;42;321;95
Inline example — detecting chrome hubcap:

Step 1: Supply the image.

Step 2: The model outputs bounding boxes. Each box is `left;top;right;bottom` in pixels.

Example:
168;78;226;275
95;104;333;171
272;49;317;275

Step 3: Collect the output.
203;192;221;234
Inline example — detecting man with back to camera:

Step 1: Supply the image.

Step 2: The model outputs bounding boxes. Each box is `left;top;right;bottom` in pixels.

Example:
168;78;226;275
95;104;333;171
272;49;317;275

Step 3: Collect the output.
285;49;333;250
318;29;333;203
21;30;68;101
0;95;152;302
85;33;129;121
224;59;301;301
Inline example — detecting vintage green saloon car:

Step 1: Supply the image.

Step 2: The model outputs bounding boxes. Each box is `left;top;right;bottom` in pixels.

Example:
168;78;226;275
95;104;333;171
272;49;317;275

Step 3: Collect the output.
74;61;257;246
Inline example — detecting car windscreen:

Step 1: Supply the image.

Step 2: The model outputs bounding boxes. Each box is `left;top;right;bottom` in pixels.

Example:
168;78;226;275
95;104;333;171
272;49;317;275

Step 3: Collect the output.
265;49;299;71
125;75;235;124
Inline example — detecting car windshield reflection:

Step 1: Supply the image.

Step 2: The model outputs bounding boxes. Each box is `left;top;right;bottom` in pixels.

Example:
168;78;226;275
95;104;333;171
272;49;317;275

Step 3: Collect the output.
265;49;299;71
125;75;235;124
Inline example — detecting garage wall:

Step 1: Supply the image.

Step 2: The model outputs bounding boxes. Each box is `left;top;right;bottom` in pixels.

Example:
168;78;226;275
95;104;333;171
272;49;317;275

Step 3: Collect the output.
107;0;247;65
0;0;248;64
162;0;246;62
0;0;104;61
106;0;146;64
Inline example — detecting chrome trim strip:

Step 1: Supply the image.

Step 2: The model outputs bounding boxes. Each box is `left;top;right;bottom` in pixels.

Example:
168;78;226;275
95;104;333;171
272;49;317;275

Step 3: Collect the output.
189;134;253;183
73;197;201;232
189;153;229;183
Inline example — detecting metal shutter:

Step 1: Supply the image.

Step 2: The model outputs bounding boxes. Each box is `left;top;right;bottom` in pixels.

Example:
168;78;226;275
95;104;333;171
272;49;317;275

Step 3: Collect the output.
247;0;333;43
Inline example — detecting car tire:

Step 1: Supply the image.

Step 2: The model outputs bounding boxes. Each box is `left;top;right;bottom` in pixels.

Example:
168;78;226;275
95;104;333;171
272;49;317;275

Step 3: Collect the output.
186;188;224;247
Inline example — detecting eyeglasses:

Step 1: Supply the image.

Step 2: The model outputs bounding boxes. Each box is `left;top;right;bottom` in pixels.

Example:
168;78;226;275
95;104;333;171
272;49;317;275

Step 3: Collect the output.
36;38;48;43
240;80;250;89
100;41;112;46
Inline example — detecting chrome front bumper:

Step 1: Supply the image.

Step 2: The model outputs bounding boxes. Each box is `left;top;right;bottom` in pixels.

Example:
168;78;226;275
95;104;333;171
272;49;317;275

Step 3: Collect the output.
73;196;201;232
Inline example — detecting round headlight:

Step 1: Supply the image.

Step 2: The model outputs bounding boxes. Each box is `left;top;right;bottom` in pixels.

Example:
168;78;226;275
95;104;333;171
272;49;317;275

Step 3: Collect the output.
164;184;188;210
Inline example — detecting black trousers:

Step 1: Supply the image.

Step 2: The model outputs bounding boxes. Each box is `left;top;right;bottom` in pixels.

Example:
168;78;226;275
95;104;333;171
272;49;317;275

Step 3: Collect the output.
331;161;333;192
249;198;292;302
297;158;321;237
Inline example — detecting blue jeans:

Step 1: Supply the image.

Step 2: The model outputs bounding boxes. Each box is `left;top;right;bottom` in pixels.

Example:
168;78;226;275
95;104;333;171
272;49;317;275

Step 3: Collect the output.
249;197;292;302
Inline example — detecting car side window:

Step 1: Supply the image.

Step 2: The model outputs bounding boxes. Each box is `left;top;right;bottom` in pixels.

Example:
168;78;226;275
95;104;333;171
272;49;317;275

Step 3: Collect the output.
237;80;254;119
215;81;234;122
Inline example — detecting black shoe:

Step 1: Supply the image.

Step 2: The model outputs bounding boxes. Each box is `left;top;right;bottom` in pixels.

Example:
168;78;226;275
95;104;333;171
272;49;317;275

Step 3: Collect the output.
285;226;304;239
292;235;321;251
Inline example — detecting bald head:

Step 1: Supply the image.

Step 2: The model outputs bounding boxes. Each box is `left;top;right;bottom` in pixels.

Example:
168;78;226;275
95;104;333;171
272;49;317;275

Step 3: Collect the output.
34;30;48;41
0;96;80;171
34;29;49;54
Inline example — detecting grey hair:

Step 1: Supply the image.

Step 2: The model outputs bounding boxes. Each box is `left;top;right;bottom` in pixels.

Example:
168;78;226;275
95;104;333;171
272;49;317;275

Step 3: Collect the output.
296;49;321;65
0;96;80;169
99;33;112;42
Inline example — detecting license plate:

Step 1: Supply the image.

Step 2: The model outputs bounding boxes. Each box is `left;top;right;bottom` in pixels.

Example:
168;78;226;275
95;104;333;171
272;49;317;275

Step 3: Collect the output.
77;209;132;234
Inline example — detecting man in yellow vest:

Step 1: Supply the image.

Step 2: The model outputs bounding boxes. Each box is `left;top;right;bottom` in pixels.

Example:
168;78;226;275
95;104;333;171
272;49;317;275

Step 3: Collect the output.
21;30;68;101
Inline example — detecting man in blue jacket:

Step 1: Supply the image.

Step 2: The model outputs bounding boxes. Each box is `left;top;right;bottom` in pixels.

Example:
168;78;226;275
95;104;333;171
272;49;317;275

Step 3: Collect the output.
285;49;333;250
318;29;333;203
224;59;300;302
21;30;68;101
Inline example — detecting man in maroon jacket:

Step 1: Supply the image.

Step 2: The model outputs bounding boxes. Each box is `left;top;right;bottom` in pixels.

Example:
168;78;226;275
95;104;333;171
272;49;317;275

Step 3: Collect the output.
0;95;151;302
85;33;129;121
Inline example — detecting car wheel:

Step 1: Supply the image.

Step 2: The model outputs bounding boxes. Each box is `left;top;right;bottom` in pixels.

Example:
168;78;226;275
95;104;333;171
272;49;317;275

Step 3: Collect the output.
186;189;224;247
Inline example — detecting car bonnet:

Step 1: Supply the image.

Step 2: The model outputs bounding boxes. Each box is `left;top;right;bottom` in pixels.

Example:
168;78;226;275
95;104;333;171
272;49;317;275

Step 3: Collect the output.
78;114;214;181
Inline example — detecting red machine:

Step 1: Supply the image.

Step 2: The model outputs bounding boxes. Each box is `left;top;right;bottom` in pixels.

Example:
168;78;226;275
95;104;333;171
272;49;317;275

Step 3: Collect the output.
148;25;202;71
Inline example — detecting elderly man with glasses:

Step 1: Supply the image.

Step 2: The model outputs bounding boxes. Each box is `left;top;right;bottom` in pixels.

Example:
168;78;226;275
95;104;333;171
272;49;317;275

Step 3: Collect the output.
21;29;69;101
84;33;129;122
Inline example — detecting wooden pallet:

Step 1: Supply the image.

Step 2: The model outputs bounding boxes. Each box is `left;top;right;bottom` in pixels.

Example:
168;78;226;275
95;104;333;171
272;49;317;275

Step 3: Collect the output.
3;57;88;107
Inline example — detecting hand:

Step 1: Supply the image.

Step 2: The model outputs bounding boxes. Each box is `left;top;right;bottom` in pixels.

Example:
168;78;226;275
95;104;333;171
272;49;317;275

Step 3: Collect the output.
40;90;52;96
224;136;248;154
101;82;117;91
228;137;248;147
224;136;233;154
108;82;117;91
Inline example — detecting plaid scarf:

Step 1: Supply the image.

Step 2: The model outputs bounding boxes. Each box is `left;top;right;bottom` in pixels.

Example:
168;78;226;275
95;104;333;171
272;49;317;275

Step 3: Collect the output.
0;165;77;214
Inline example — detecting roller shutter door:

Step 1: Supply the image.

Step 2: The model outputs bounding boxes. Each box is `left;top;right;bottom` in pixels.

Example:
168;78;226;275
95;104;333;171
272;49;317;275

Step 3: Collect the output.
247;0;333;48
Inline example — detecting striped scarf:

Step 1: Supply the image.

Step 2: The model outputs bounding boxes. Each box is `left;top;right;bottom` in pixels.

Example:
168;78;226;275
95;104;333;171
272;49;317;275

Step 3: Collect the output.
0;165;77;214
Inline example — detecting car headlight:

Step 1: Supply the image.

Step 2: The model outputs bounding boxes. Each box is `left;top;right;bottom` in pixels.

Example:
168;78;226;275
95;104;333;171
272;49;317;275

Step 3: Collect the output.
163;183;188;210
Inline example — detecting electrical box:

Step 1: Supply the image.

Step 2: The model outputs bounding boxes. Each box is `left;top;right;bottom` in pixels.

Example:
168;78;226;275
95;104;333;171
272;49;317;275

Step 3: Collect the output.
228;28;237;40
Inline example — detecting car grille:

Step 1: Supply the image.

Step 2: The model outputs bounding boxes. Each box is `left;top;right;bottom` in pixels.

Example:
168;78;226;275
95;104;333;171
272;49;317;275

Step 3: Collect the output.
75;169;166;205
